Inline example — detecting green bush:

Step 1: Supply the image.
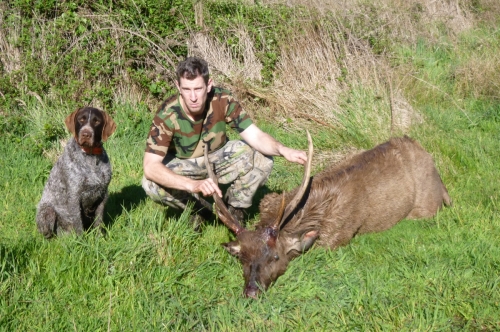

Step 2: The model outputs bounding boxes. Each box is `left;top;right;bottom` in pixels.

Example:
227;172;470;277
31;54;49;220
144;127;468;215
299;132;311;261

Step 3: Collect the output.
0;0;194;112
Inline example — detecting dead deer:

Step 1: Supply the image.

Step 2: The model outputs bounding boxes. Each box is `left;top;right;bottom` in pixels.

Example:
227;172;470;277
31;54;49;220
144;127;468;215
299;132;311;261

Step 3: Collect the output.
204;132;451;298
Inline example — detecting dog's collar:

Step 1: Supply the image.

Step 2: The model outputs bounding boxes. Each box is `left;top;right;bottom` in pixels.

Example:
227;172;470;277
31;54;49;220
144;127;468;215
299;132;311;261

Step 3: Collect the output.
80;145;104;155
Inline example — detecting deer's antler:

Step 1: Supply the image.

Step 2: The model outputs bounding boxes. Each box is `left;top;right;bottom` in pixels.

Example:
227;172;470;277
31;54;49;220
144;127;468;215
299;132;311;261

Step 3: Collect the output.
204;143;246;235
273;130;314;230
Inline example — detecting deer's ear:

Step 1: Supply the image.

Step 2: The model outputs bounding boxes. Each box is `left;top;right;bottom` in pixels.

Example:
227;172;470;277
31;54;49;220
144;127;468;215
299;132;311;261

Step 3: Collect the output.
285;230;319;256
222;241;241;257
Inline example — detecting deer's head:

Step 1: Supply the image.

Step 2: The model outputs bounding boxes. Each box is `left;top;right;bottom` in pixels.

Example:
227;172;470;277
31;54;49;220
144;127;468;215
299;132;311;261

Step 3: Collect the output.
204;131;315;298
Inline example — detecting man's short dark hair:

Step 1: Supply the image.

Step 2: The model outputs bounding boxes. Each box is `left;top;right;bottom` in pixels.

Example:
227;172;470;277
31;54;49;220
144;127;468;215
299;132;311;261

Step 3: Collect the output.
176;57;210;84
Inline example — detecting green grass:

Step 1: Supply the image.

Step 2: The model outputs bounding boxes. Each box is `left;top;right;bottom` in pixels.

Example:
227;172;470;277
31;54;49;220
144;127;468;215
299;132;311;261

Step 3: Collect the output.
2;94;499;331
2;5;500;332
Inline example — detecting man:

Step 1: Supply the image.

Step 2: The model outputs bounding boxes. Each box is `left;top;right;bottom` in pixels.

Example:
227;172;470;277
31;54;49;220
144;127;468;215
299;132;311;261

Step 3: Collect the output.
142;57;307;225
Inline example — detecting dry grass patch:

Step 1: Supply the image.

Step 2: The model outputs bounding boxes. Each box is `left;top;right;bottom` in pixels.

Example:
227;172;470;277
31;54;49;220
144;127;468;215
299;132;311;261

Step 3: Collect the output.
0;5;21;75
263;0;473;43
188;29;264;120
187;13;421;140
453;53;500;99
269;21;344;125
189;29;262;82
389;82;424;132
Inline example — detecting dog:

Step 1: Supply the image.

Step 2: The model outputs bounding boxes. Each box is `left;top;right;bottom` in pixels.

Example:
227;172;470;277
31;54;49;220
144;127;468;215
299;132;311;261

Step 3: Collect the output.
36;107;116;238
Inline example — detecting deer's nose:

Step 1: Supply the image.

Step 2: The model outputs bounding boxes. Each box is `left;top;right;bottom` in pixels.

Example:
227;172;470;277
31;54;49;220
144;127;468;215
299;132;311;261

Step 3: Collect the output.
244;284;260;299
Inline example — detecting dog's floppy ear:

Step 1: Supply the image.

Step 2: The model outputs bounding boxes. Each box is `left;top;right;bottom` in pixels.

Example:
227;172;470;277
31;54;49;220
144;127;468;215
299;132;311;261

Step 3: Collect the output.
64;108;80;137
101;112;116;142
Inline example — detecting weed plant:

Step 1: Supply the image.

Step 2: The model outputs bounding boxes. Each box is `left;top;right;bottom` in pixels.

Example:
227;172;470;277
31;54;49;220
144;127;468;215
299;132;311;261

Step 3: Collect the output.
1;0;499;331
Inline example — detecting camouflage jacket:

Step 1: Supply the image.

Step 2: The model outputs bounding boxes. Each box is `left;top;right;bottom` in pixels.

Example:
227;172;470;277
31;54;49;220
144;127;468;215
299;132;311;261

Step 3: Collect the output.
145;87;253;159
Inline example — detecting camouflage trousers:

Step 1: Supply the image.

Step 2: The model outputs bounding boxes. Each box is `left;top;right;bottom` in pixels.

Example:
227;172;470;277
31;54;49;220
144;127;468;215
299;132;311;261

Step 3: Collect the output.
142;140;273;210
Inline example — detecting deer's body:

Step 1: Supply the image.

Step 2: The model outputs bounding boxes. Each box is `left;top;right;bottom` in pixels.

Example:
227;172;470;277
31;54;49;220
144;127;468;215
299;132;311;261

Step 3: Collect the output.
206;134;451;298
259;136;451;249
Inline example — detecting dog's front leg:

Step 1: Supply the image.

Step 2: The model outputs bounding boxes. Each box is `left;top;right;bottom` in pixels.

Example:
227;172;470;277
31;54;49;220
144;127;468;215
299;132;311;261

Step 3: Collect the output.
36;203;58;239
92;193;108;234
57;214;84;236
56;196;85;236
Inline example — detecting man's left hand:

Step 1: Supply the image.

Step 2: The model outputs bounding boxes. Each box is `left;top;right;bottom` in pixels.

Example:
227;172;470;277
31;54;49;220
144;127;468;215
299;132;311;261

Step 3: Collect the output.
280;146;308;165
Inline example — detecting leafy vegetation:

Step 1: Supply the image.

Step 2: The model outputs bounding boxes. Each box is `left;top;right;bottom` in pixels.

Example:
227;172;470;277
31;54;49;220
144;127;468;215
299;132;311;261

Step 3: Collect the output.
1;0;499;330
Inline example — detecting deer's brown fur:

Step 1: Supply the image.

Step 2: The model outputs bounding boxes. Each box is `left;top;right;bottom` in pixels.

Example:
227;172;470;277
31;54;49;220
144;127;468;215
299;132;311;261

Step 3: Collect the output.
259;136;451;247
210;135;451;298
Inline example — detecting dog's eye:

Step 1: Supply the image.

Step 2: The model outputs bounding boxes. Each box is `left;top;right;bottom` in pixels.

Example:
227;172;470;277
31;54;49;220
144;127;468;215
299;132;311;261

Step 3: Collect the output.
273;254;279;261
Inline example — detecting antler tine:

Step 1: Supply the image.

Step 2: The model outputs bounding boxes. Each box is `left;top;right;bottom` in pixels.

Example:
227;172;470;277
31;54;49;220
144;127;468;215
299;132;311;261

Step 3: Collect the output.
204;143;245;235
274;193;286;223
273;130;314;230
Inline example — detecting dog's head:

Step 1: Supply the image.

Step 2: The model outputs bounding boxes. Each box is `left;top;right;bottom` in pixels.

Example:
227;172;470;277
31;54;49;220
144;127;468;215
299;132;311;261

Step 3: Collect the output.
65;107;116;148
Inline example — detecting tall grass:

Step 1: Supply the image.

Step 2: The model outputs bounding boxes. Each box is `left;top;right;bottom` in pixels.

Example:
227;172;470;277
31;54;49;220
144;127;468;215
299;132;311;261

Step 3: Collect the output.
1;0;499;330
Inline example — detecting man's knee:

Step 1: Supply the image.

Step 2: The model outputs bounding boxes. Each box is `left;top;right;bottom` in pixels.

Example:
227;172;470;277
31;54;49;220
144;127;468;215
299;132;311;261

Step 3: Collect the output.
229;140;274;176
141;175;188;209
254;151;274;179
142;175;159;201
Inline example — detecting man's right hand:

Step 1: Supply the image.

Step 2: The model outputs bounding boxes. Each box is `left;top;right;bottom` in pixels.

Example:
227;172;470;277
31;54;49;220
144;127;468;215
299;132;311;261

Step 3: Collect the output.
144;152;222;197
188;178;223;198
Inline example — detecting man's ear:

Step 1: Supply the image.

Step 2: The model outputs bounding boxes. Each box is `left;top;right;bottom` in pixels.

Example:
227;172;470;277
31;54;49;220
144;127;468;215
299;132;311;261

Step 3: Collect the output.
207;77;213;91
222;241;241;257
64;108;79;138
285;230;319;256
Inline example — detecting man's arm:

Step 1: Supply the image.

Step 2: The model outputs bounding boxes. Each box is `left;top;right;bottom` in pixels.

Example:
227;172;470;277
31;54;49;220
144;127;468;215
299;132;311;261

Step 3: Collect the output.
239;124;308;165
143;152;222;197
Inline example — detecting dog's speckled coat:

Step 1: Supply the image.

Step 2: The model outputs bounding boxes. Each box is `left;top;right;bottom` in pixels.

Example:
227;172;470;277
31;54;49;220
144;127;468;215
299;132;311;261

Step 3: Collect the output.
36;107;116;238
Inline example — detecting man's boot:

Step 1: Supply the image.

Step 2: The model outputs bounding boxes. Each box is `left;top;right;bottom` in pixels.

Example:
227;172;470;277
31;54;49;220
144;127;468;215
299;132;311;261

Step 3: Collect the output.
227;205;246;225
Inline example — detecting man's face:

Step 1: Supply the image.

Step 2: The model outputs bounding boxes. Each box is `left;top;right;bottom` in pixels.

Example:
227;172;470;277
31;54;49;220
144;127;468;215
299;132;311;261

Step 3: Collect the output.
175;75;213;117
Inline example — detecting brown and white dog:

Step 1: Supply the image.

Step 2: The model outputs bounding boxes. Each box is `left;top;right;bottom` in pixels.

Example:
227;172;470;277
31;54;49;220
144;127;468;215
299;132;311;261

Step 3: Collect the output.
36;107;116;238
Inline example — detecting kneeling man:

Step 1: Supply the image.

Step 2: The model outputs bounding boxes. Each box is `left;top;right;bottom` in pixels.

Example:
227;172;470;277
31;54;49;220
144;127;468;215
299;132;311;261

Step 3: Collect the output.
142;57;307;224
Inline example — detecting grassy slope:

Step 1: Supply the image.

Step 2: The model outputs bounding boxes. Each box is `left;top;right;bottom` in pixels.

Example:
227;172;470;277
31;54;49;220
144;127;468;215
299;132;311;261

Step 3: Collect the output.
1;12;500;332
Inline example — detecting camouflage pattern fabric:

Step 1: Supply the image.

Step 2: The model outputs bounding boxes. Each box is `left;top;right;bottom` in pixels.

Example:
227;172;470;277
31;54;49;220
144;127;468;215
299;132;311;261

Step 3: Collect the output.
145;87;253;159
142;140;273;209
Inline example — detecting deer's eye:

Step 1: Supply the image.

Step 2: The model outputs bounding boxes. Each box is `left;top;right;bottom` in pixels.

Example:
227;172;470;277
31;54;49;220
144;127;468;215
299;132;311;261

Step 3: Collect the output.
273;254;279;261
